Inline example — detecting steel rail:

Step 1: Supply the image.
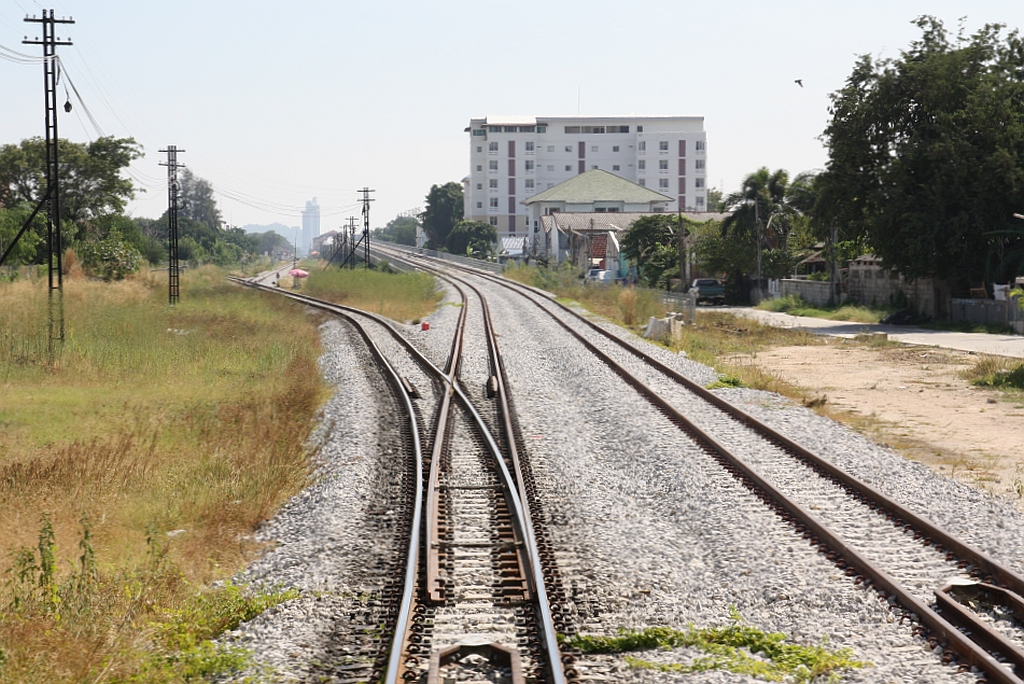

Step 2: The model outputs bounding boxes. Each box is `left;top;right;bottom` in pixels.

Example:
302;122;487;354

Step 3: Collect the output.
371;249;1024;681
465;273;1024;682
228;276;427;683
231;274;565;683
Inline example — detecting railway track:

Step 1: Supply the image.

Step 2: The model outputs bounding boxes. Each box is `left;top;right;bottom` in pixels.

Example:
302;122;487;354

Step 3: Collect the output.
373;243;1024;682
230;274;568;683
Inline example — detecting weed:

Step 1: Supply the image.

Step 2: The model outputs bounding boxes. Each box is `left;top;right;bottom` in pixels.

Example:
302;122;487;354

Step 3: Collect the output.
562;609;867;683
706;375;745;389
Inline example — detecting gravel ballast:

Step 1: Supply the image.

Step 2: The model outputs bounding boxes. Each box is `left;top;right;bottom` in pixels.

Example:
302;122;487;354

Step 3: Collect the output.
217;272;1024;682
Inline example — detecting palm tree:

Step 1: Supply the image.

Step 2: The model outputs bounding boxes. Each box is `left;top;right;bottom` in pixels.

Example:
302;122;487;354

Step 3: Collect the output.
721;168;792;294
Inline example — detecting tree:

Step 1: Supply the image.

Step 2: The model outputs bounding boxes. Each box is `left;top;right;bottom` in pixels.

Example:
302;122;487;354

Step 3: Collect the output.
447;220;496;257
178;169;222;230
818;17;1024;291
421;182;463;249
0;204;44;268
374;215;419;246
0;137;142;231
721;167;795;281
79;227;142;281
706;187;726;213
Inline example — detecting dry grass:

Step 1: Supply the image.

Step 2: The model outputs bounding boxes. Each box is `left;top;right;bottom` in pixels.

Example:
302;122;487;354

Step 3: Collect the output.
0;267;327;682
504;264;665;329
305;263;442;322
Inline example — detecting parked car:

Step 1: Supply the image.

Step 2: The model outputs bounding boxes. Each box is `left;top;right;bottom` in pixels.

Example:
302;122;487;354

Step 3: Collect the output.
691;278;725;304
586;268;614;284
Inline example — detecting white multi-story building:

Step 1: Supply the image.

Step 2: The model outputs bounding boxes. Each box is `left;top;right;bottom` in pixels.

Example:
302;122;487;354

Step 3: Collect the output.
465;115;707;237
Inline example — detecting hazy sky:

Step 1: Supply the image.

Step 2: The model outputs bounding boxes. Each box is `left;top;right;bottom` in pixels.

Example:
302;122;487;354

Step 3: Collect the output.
2;1;1021;234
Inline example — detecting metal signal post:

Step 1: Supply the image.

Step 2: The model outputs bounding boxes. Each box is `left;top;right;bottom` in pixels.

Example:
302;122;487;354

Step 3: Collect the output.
159;146;185;304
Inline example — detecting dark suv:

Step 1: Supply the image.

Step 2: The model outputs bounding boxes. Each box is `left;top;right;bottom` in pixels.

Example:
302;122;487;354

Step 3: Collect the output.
691;278;725;305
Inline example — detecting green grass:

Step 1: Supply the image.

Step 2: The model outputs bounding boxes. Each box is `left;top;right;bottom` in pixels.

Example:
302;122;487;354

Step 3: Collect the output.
756;294;887;323
562;611;867;683
0;266;327;682
305;264;442;322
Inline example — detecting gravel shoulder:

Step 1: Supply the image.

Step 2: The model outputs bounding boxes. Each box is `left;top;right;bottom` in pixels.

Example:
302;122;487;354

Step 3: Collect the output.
724;340;1024;509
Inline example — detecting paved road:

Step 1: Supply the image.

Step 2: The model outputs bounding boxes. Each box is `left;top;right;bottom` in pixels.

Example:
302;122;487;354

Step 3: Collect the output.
731;307;1024;359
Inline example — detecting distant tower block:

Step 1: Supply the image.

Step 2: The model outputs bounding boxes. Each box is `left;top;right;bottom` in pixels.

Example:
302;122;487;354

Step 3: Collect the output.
302;198;320;256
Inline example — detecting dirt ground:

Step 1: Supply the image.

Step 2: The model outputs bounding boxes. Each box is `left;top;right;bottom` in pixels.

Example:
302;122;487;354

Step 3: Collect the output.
727;341;1024;509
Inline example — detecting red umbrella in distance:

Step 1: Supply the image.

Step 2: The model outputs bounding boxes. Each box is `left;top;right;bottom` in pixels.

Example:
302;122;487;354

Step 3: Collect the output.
288;269;309;278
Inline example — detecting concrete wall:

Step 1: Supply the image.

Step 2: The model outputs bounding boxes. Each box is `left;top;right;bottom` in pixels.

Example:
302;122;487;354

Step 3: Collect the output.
950;298;1024;330
780;279;843;307
847;258;948;318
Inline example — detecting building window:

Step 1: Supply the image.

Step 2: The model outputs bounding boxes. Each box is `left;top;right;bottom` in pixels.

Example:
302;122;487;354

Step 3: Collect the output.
638;141;646;151
565;165;572;171
695;140;706;152
476;165;482;172
476;146;482;153
525;141;534;151
582;126;605;134
476;201;482;209
476;183;482;190
489;217;498;226
564;126;580;134
612;164;620;171
503;126;517;133
537;125;547;133
695;178;705;188
490;198;499;208
565;145;572;152
489;160;498;170
696;197;705;208
547;165;554;171
659;159;668;170
489;142;498;152
592;165;598;169
659;178;669;188
489;179;498;189
547;145;555;152
525;160;534;170
612;146;619;152
659;141;669;151
695;159;706;170
637;125;644;132
525;179;534;189
638;178;646;187
472;129;486;137
638;160;645;170
519;125;535;133
591;145;599;152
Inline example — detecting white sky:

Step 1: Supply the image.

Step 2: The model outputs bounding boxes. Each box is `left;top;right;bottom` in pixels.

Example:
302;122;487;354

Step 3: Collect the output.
2;1;1021;234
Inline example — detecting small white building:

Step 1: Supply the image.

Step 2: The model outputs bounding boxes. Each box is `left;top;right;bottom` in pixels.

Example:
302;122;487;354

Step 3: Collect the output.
465;115;708;240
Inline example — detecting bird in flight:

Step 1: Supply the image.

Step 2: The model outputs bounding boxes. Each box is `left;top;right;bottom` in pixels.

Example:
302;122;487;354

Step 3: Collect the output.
794;79;804;87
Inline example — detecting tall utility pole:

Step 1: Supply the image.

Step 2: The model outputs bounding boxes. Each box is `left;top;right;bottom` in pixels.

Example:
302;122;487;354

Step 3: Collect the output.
24;10;73;354
159;146;185;304
358;187;375;268
24;10;73;296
